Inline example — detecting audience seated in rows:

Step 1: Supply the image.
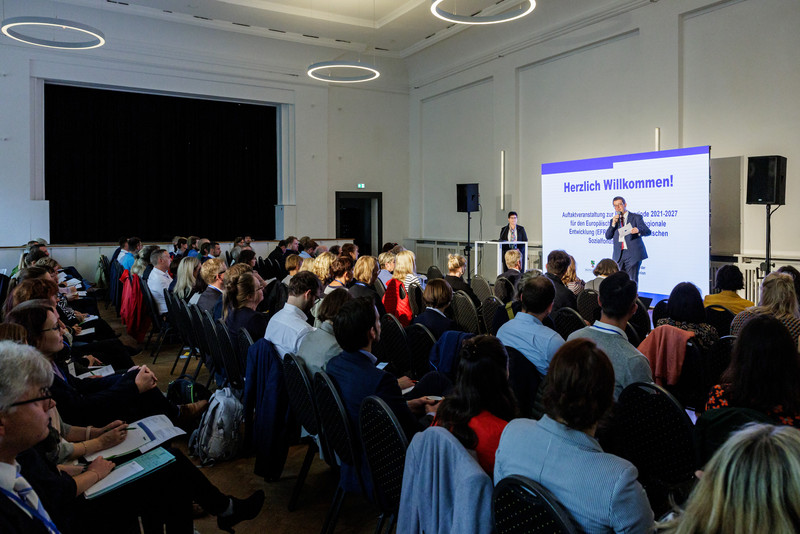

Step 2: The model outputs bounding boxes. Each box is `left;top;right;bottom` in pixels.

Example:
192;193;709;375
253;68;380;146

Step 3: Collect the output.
434;335;516;475
340;243;359;261
173;255;201;301
195;258;226;316
312;252;335;288
730;272;800;346
282;253;303;285
264;271;319;357
584;258;619;291
394;250;424;291
119;236;142;271
412;279;457;339
146;248;172;316
494;338;654;533
499;249;522;288
349;255;385;316
567;272;653;399
497;274;564;376
223;268;269;341
298;237;317;259
490;269;542;335
325;256;353;294
186;236;200;257
544;249;578;312
703;265;753;314
377;251;395;286
656;282;719;351
296;288;350;375
561;254;585;296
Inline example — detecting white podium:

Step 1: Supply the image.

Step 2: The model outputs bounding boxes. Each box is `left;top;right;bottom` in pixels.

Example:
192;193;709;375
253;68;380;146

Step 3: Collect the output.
472;241;528;279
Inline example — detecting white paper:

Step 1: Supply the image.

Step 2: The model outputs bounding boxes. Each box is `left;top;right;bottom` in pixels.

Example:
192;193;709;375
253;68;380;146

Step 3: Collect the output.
57;272;67;282
401;386;415;395
618;222;634;241
85;414;185;460
84;462;144;498
66;278;82;287
75;327;95;336
77;365;115;379
77;291;87;297
81;314;99;324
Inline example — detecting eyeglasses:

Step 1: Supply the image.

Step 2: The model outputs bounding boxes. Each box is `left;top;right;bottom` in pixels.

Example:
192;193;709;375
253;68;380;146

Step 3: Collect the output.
40;323;60;333
10;387;53;407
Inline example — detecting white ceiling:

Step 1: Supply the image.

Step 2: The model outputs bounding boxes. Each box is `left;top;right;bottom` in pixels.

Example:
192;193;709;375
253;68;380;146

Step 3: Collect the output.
57;0;594;58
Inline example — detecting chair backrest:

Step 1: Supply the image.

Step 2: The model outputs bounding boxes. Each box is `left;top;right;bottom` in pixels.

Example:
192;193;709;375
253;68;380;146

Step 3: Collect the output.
705;335;735;391
407;283;424;317
616;382;696;514
426;265;444;280
359;396;409;514
215;319;245;390
471;275;493;303
200;308;227;384
374;277;386;298
404;323;436;379
505;346;543;419
576;289;600;323
452;290;481;334
494;277;516;304
138;275;163;327
629;298;652;339
170;292;197;350
282;353;321;436
238;327;255;362
625;322;641;348
652;299;669;325
551;307;586;340
493;475;579;534
481;296;504;335
314;371;365;492
381;313;412;376
705;305;735;337
665;340;706;410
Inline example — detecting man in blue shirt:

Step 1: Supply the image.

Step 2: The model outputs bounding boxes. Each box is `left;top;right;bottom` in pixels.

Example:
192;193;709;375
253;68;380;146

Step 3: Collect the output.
496;273;564;376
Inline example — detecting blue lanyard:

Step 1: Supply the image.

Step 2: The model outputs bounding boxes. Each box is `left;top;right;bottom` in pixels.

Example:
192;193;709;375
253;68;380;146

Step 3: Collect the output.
590;323;625;337
0;487;61;534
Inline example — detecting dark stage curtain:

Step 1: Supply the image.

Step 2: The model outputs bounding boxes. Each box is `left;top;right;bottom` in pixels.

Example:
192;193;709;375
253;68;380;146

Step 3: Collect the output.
44;84;278;244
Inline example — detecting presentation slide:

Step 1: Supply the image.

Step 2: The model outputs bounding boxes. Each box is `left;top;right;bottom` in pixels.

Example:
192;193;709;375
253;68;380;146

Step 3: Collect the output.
541;146;710;302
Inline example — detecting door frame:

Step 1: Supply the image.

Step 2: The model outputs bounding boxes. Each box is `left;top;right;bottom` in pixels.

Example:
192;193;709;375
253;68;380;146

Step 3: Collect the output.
335;191;383;256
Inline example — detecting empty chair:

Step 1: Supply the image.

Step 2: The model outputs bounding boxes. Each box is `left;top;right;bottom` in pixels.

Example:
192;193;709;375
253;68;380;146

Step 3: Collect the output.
493;475;578;534
381;314;412;377
576;288;600;323
616;382;696;516
359;396;409;534
481;296;504;335
426;265;444;280
314;371;367;534
452;290;481;334
704;304;735;337
470;275;493;303
140;276;172;362
407;283;424;317
550;307;586;340
405;323;436;379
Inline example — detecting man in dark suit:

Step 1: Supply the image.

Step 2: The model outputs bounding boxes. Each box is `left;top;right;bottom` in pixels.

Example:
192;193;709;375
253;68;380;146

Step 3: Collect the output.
499;211;528;272
196;257;226;317
499;249;523;289
604;196;651;285
544;249;577;312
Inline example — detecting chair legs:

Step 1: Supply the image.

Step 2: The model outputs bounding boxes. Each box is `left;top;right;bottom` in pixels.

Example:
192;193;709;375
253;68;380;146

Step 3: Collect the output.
320;487;345;534
288;441;318;511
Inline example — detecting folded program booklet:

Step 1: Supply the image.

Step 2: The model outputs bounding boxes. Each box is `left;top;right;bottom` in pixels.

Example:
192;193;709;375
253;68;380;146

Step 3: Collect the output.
84;447;175;499
85;414;185;461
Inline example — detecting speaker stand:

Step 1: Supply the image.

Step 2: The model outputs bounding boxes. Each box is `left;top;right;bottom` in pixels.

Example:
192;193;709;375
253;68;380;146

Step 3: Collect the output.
761;203;780;275
464;211;473;285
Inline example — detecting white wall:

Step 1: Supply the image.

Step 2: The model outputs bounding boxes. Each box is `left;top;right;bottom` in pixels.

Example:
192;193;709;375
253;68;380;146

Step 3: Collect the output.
407;0;800;259
0;0;409;247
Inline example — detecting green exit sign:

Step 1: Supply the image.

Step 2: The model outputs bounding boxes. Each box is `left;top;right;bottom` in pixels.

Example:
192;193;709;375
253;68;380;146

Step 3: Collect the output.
357;183;365;189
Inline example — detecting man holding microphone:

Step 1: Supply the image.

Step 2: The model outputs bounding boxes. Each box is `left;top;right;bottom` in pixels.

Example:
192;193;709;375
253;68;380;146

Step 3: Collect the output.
605;196;651;285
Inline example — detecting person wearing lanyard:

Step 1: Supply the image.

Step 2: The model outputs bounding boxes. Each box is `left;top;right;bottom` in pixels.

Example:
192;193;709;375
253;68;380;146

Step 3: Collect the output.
566;271;652;400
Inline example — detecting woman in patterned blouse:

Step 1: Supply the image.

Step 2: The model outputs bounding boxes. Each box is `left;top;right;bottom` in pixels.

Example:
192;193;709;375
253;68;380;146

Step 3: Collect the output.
657;282;719;351
706;314;800;428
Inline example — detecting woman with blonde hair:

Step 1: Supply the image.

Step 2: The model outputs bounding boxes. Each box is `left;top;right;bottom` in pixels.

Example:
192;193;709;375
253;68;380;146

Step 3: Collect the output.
312;251;336;287
223;270;267;339
660;423;800;534
393;249;424;291
444;253;480;306
730;272;800;345
561;255;585;295
173;255;201;301
350;255;385;315
383;250;419;326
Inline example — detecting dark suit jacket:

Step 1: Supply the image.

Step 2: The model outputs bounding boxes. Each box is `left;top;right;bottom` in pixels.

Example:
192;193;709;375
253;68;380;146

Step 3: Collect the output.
444;275;480;306
413;309;458;340
196;286;223;314
348;282;386;316
545;272;578;312
325;350;420;441
604;211;651;263
499;224;528;243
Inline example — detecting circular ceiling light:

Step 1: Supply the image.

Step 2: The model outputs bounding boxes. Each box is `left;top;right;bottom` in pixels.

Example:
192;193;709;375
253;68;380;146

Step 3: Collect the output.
1;16;105;49
307;61;380;83
430;0;535;25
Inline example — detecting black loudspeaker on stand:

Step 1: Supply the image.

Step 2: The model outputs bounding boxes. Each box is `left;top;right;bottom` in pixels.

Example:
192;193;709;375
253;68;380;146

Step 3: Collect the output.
456;183;479;284
746;155;787;275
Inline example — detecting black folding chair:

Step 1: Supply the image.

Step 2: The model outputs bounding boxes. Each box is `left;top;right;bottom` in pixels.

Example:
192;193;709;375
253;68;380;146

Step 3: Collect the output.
359;396;409;534
493;475;579;534
167;292;200;375
452;290;481;334
616;382;697;516
314;371;366;534
381;314;412;377
705;305;735;337
652;299;669;325
200;309;228;388
470;275;493;303
404;323;436;379
374;278;386;299
551;307;586;340
426;265;444;280
506;346;543;419
282;354;329;511
625;322;641;348
215;319;245;391
705;335;736;393
629;298;652;339
481;296;504;335
407;283;424;318
138;275;172;363
576;289;600;323
494;277;516;304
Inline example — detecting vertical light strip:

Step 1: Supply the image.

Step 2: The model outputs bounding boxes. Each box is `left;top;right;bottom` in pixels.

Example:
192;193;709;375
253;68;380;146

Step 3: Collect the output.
654;127;661;151
500;149;506;210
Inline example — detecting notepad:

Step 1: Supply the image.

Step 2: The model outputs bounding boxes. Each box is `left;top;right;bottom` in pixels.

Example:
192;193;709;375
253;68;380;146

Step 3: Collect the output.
85;447;175;499
85;414;186;461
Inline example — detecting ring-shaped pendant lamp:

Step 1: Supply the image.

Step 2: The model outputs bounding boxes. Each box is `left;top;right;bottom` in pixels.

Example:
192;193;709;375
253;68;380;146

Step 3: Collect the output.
1;16;105;49
431;0;535;25
307;61;380;83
